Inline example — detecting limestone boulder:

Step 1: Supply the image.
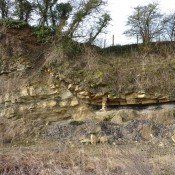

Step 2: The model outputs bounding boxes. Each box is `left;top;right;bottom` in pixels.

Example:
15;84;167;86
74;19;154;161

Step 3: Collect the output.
20;88;29;98
90;134;97;144
99;135;108;144
113;109;139;122
59;100;69;107
59;90;73;100
70;98;79;107
171;134;175;143
95;111;116;121
72;105;94;120
95;109;138;123
111;115;123;124
139;125;153;141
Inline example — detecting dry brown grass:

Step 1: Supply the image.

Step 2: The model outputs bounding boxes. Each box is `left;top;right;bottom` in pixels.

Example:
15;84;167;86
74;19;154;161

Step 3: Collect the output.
0;116;45;145
2;142;175;175
1;135;175;175
100;52;175;94
51;42;175;96
0;144;152;175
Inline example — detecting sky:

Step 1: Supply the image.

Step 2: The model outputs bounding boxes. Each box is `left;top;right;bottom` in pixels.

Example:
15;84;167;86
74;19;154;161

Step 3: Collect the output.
104;0;175;46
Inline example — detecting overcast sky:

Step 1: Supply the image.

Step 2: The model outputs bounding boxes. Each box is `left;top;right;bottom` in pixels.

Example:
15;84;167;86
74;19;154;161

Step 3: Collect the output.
104;0;175;46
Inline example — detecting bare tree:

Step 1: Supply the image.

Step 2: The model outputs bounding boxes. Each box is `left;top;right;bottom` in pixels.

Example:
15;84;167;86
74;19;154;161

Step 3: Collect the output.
35;0;58;26
124;3;164;45
0;0;11;18
55;2;72;34
61;0;111;44
163;12;175;41
0;0;110;45
87;13;111;44
14;0;33;22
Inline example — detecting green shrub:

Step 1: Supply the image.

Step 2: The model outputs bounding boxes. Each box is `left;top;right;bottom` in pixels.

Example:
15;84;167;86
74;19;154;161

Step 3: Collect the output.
32;25;55;42
61;37;85;57
0;18;28;28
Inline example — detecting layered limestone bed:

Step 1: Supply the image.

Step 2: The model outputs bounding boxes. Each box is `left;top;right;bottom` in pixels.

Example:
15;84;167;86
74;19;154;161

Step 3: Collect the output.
1;26;175;145
0;26;91;120
0;74;82;121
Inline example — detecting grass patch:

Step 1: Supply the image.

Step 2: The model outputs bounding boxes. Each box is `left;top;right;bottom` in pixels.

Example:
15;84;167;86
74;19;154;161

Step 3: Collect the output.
0;144;152;175
0;19;28;28
49;42;175;96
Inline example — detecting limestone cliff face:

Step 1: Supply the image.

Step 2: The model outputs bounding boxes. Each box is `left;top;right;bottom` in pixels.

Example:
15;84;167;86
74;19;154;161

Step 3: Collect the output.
0;73;81;121
0;26;174;122
1;26;175;144
0;27;94;142
0;26;92;119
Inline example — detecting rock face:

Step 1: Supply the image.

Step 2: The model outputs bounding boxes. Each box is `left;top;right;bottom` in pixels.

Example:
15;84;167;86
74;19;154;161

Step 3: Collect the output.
66;88;172;107
0;27;95;142
1;76;81;120
1;26;175;145
0;26;91;122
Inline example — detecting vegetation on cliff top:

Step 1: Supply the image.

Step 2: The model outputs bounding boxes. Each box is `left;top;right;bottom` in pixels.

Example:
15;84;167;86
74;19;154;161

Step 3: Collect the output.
0;0;111;44
1;1;175;96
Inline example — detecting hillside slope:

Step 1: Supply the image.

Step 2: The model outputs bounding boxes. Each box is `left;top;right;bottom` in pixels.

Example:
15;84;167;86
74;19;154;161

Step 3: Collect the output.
1;26;175;142
1;26;175;175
